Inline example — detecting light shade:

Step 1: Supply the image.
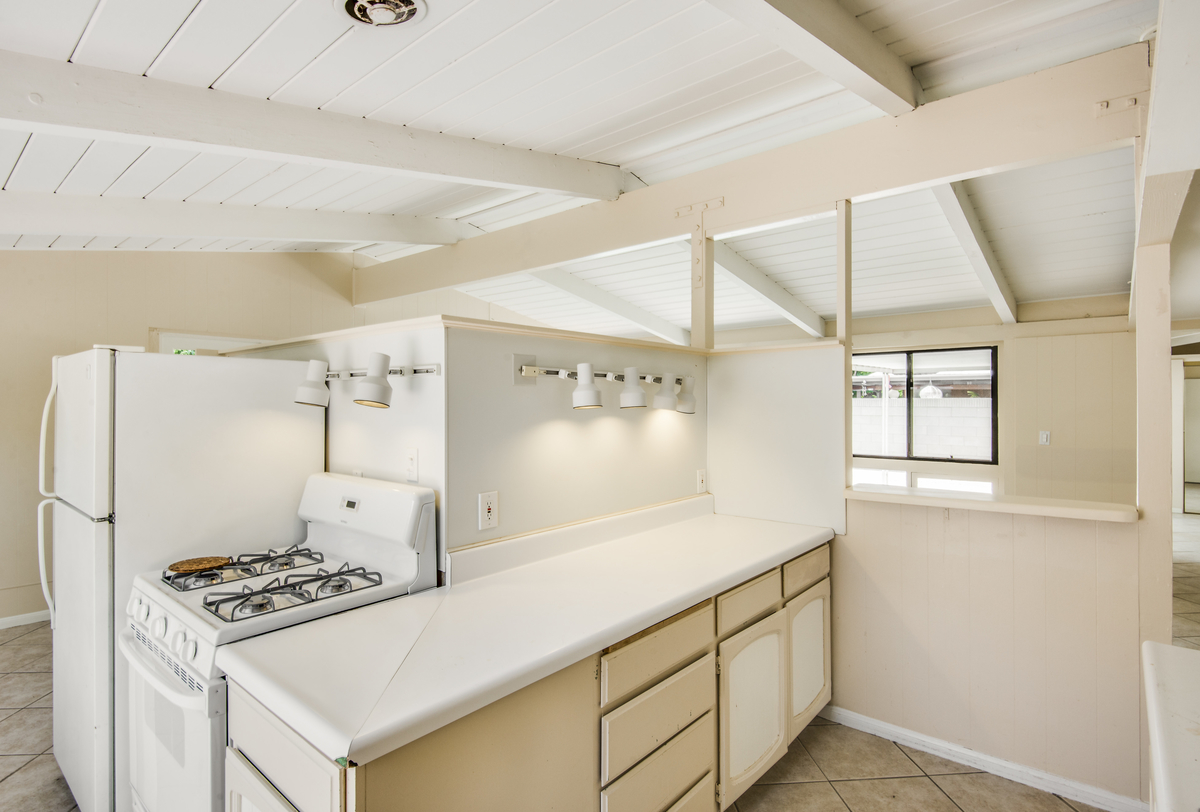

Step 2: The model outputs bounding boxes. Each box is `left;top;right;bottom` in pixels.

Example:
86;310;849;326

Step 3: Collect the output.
653;374;678;410
620;367;646;409
572;363;602;409
295;359;330;407
675;376;696;414
354;352;393;408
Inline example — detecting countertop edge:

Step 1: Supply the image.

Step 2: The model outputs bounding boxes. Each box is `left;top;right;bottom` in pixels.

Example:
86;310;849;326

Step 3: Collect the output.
845;485;1139;523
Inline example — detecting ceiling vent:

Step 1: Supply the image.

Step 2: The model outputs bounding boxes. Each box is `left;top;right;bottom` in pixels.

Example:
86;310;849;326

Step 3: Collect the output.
342;0;425;27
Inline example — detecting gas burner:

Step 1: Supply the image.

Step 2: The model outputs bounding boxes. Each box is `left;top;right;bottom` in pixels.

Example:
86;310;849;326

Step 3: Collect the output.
203;578;318;623
235;593;274;617
184;571;223;589
235;545;324;575
261;555;295;573
317;577;352;596
163;562;257;592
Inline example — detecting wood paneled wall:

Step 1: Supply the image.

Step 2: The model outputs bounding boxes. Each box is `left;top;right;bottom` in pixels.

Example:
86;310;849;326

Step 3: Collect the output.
832;499;1141;800
1003;332;1136;503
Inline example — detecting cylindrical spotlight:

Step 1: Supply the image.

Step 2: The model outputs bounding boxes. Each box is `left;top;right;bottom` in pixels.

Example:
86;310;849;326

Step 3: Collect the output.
620;367;646;409
675;376;696;414
294;359;330;407
572;362;602;409
354;352;393;408
653;374;678;410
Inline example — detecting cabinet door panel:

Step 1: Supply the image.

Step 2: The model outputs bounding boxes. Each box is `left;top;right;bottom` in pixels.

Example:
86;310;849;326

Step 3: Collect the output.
718;609;787;810
787;578;831;741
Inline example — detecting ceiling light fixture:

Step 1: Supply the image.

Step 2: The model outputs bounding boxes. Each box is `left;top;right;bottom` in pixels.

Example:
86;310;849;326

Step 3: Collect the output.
675;377;696;414
295;360;331;408
572;363;602;410
653;373;678;410
341;0;425;27
354;352;393;408
518;364;695;415
620;367;646;409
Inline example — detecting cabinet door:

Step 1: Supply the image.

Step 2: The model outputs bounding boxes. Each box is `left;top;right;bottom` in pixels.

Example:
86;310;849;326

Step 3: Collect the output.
787;578;831;741
226;747;301;812
717;609;787;810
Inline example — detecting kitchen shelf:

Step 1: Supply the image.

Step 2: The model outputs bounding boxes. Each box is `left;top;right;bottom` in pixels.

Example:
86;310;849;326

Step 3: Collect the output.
845;484;1139;523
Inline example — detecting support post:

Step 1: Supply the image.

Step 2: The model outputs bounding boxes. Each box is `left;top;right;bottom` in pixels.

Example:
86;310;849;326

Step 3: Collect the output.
837;199;852;487
691;224;715;350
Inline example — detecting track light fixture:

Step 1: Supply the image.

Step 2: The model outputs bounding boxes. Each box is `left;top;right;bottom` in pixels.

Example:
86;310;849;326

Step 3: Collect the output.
294;360;330;407
675;376;696;414
572;363;602;409
620;367;646;409
519;363;696;415
653;373;678;410
354;352;393;408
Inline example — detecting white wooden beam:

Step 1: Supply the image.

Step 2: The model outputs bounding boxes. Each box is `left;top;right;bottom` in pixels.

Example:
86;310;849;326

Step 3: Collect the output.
0;190;474;244
837;199;852;488
0;50;628;201
528;268;691;346
713;242;825;337
691;232;716;349
708;0;920;116
355;45;1150;304
931;182;1017;324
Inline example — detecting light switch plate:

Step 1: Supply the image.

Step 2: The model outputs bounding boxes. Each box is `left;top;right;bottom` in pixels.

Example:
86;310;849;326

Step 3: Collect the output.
404;449;418;483
478;491;498;530
1039;431;1051;446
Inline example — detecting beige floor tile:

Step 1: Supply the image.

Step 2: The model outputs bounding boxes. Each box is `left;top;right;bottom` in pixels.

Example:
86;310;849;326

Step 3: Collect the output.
810;715;838;726
896;744;980;776
0;755;34;781
1173;596;1200;613
1058;796;1105;812
759;743;826;784
8;627;51;647
13;654;53;674
1174;576;1200;594
799;726;923;781
0;674;52;709
833;777;959;812
738;781;849;812
1174;637;1200;650
0;709;52;756
0;754;76;812
0;624;47;646
933;773;1074;812
0;646;51;674
1175;562;1200;577
29;692;52;709
1171;614;1200;638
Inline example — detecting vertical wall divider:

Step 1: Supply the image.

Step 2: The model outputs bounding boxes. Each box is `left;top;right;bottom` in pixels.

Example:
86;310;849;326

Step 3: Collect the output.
837;200;853;490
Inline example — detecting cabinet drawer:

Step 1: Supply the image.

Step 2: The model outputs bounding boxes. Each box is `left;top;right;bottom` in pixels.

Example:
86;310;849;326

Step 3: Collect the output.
601;711;715;812
228;682;342;812
668;771;715;812
783;546;829;599
226;747;300;812
602;602;715;708
602;652;716;785
716;569;781;637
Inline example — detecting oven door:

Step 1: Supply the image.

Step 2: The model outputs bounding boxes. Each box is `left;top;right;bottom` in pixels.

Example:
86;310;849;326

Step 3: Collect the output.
119;630;226;812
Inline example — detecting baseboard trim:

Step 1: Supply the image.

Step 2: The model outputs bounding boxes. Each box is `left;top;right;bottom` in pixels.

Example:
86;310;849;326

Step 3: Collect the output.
0;610;50;631
820;706;1148;812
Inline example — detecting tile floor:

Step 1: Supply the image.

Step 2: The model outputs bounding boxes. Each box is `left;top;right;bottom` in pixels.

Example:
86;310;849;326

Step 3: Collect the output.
735;717;1103;812
0;621;76;811
1173;496;1200;650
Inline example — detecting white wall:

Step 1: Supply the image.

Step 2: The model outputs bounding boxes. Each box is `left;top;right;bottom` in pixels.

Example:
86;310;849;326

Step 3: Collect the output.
707;345;846;534
445;326;707;548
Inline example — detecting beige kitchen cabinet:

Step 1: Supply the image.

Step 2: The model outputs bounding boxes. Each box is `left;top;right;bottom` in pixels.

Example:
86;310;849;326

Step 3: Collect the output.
787;578;831;740
716;609;788;810
225;746;301;812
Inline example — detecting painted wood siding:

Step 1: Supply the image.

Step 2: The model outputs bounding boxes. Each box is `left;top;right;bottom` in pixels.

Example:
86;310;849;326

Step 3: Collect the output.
833;499;1141;799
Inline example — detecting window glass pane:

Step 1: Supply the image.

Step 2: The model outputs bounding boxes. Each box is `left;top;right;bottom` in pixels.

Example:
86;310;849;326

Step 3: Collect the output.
852;468;908;487
914;476;994;494
911;349;993;461
851;353;908;458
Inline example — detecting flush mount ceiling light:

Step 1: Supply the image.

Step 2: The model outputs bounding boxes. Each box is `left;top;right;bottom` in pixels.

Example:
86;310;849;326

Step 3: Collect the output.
295;360;331;408
675;377;696;415
653;374;678;410
341;0;426;27
572;363;602;410
620;367;646;409
354;352;393;408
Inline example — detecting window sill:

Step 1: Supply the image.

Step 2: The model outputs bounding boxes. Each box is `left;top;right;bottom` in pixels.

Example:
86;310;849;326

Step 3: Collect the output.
845;484;1139;523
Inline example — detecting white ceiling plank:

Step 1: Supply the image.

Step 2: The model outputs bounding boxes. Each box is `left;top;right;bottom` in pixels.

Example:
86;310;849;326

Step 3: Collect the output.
145;153;243;201
102;147;199;198
71;0;203;76
0;190;476;245
528;268;690;346
184;158;285;204
146;0;297;87
3;133;93;193
0;50;628;200
712;241;825;336
57;141;148;196
14;234;57;249
49;235;95;250
0;131;30;187
931;182;1018;324
0;1;101;61
707;0;920;115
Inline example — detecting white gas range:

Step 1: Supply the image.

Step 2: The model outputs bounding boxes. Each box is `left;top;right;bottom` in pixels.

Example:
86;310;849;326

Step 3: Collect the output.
118;473;437;812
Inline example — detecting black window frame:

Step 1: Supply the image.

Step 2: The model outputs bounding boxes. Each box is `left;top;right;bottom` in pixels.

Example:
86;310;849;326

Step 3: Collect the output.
852;345;998;466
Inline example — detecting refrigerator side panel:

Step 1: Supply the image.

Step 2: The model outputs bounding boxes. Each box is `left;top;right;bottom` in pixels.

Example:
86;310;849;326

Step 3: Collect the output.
54;349;114;519
111;353;324;812
53;502;113;812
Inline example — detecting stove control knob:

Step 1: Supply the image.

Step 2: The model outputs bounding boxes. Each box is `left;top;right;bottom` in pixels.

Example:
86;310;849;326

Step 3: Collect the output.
136;603;150;623
170;631;186;653
183;640;198;662
126;597;142;617
151;617;167;639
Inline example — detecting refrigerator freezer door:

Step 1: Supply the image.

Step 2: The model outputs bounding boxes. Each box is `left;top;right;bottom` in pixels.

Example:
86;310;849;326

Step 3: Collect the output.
111;353;324;812
54;349;114;520
53;500;114;812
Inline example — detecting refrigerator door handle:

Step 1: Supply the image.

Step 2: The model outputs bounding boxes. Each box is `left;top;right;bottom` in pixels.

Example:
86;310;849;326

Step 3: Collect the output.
39;356;59;499
37;498;55;629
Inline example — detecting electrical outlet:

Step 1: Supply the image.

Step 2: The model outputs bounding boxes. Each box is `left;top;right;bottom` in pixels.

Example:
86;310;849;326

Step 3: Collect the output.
404;449;419;483
478;491;498;530
697;469;707;493
1039;431;1051;446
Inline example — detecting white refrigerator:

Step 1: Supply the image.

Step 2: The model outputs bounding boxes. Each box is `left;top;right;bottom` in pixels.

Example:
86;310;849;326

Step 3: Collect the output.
39;348;324;812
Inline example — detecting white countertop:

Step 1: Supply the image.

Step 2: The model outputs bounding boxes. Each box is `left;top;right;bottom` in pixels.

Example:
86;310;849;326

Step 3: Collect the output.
216;498;832;765
845;484;1139;523
1142;641;1200;811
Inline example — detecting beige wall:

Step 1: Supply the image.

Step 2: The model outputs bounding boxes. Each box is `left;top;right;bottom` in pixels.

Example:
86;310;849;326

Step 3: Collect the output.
0;250;539;622
833;499;1142;799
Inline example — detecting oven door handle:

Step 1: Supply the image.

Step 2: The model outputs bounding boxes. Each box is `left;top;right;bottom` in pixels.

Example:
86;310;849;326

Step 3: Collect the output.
118;631;209;714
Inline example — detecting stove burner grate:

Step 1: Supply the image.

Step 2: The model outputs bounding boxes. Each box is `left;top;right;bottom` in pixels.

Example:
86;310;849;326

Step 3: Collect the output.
162;562;257;592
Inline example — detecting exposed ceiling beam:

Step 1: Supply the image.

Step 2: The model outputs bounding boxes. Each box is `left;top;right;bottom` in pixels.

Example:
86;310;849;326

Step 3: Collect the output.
931;182;1017;324
707;0;920;116
355;45;1149;304
527;268;690;346
0;50;628;201
0;190;475;244
708;242;824;337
